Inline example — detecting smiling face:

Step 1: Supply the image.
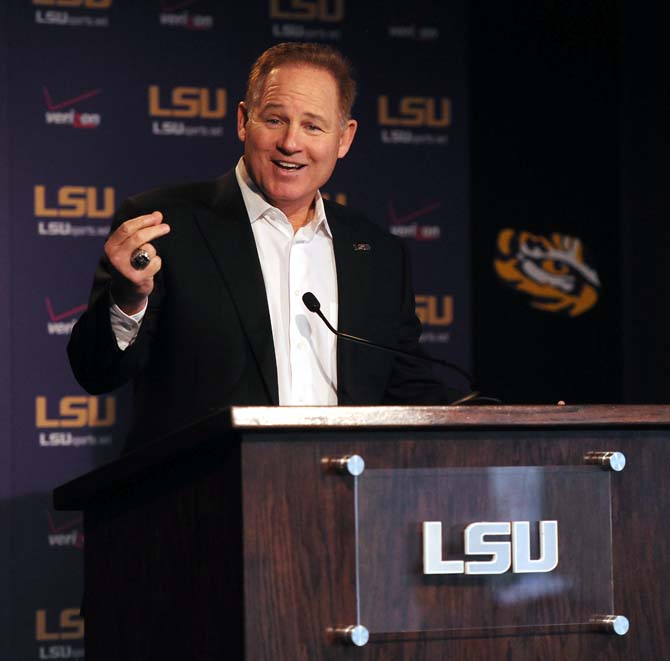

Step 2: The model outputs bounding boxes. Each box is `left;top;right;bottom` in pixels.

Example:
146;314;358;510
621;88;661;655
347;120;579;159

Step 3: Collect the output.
237;64;357;228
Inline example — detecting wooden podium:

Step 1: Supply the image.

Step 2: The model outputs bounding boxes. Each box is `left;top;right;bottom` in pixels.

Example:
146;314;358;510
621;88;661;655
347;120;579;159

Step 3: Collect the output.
54;405;670;660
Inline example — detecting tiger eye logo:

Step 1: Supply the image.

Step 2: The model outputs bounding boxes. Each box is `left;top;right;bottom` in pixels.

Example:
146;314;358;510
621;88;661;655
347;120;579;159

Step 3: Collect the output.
494;229;600;317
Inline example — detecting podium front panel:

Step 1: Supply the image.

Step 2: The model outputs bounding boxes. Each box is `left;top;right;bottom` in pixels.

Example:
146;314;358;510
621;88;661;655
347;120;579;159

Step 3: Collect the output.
356;466;614;634
240;423;664;660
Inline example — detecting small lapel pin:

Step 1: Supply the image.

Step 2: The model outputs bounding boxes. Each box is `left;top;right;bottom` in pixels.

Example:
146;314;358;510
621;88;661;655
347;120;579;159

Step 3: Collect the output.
353;242;371;252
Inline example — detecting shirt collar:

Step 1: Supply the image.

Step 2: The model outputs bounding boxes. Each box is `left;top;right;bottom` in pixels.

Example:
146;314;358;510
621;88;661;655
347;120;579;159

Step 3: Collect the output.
234;157;332;238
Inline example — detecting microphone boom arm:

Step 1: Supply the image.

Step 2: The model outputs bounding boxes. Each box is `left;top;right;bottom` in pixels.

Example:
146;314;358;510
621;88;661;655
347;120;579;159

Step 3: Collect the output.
304;292;474;388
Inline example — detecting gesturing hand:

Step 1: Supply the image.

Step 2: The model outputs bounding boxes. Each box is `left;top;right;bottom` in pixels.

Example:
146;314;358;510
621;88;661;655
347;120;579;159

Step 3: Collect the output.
104;211;171;314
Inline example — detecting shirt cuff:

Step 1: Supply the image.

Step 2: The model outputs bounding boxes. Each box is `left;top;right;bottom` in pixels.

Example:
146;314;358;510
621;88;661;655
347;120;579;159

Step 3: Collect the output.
109;296;147;351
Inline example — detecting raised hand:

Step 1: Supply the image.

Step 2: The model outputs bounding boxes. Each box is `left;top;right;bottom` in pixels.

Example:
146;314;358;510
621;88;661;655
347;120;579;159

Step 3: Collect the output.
104;211;170;314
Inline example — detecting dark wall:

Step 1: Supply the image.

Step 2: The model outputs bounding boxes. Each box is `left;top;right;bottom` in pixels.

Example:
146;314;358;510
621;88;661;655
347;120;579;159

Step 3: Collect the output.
621;2;670;403
470;1;625;403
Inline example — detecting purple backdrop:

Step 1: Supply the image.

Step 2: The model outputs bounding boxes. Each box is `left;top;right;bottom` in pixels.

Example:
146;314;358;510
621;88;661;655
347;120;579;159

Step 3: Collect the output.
1;2;468;658
1;3;12;655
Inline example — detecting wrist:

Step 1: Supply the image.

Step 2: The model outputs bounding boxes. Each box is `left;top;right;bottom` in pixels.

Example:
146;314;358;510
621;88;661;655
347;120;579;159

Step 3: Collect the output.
110;284;148;315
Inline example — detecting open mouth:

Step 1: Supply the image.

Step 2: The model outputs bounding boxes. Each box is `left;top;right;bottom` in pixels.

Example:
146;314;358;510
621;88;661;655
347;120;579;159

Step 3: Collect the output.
272;160;306;171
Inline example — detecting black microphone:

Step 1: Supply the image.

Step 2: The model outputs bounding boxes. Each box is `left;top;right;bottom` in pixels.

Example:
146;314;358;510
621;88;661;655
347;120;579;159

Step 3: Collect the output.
302;291;476;392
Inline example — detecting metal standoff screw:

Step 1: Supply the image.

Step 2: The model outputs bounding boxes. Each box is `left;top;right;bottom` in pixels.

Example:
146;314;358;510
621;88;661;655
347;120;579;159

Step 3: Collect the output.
584;451;626;472
592;615;630;636
322;454;365;476
333;625;369;647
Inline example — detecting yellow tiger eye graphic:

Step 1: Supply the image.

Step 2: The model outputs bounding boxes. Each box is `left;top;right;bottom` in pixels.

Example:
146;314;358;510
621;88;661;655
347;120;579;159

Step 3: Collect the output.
494;229;600;317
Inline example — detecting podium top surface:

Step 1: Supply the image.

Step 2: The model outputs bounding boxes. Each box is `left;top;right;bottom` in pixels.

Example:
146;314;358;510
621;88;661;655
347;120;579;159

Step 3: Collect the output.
53;405;670;511
225;404;670;428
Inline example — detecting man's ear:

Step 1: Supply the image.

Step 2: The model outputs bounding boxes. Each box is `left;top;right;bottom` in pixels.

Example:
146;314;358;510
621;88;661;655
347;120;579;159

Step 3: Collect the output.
337;119;358;159
237;102;249;142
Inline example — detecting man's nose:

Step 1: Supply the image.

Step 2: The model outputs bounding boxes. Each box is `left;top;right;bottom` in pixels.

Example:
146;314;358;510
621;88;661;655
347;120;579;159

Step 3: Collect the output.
277;122;301;153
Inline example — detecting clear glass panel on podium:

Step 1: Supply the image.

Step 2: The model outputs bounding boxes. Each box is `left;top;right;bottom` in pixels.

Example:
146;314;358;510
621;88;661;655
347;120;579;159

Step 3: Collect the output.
354;466;614;635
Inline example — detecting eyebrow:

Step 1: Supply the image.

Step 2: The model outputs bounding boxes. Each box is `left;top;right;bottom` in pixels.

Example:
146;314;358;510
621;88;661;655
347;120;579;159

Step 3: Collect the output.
261;103;329;125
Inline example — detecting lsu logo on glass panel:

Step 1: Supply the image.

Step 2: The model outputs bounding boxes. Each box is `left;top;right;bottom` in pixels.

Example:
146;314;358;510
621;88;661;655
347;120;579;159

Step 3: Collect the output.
423;521;559;575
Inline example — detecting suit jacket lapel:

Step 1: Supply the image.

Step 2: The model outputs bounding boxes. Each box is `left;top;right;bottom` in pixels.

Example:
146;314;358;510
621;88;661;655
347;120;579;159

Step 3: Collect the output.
329;206;369;404
194;172;279;404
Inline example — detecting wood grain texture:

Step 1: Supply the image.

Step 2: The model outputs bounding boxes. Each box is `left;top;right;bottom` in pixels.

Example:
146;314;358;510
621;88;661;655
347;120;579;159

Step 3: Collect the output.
241;427;669;660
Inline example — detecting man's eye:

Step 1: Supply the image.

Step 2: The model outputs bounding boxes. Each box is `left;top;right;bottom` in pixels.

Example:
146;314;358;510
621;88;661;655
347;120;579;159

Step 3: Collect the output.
306;124;322;132
265;118;281;125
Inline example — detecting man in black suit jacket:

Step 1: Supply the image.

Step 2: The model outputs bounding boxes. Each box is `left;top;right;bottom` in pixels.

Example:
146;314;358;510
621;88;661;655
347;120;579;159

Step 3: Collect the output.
68;43;453;452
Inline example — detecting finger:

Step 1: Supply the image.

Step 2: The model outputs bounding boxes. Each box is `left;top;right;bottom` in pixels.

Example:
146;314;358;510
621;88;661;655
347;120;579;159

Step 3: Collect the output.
147;255;162;277
105;224;169;265
122;224;171;253
107;211;166;249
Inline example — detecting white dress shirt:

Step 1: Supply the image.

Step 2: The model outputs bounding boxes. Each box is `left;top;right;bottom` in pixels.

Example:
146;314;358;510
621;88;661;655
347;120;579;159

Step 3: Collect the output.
110;299;146;350
110;157;339;405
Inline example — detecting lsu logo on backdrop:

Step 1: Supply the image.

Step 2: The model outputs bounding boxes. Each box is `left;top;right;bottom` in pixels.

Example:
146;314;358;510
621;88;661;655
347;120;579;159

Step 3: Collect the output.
34;184;114;237
33;0;110;5
42;85;102;129
158;0;213;30
322;191;347;206
270;0;344;41
494;229;600;317
34;185;114;217
44;296;87;336
46;509;84;550
388;23;439;42
33;0;111;28
36;608;84;660
388;199;441;241
149;85;226;137
270;0;344;21
416;295;453;344
378;95;451;145
36;395;115;448
382;0;439;41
